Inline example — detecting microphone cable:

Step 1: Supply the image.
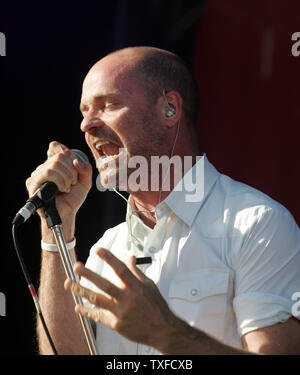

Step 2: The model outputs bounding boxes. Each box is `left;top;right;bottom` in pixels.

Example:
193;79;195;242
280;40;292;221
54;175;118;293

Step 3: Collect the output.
12;223;58;355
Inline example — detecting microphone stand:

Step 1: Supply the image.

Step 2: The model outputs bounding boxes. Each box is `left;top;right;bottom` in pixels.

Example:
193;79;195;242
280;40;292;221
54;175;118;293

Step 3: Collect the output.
44;200;99;355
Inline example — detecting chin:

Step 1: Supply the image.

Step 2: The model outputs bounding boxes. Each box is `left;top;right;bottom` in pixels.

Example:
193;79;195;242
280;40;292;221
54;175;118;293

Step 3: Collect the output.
96;167;128;191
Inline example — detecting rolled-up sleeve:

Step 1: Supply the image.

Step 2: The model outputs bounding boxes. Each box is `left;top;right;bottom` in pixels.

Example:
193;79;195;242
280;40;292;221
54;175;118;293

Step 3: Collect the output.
232;205;300;336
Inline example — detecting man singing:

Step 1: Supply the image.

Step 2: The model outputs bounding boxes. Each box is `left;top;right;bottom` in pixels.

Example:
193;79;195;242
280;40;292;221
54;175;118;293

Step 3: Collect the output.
26;46;300;354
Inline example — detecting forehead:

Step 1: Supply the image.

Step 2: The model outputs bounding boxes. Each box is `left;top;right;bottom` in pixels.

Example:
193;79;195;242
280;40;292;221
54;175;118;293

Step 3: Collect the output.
81;55;142;103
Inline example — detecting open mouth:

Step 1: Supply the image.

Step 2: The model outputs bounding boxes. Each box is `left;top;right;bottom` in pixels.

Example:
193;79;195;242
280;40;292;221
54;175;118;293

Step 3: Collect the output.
94;140;121;158
94;139;127;180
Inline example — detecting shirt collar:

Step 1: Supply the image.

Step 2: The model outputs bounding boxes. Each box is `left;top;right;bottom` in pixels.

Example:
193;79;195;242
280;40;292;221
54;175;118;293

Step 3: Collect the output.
125;154;220;228
162;154;220;227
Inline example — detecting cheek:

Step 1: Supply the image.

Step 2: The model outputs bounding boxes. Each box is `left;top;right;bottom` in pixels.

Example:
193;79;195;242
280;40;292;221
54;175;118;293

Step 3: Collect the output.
107;111;132;145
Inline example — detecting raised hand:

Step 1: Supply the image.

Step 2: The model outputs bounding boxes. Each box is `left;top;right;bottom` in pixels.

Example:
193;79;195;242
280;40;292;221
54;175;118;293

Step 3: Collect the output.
64;247;177;350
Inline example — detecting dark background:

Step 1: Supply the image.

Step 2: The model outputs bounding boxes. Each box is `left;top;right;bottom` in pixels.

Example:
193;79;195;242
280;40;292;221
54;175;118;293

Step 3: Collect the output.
0;0;299;355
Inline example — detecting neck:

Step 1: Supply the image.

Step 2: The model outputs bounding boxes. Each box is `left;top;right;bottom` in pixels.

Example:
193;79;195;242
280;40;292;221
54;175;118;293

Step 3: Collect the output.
131;192;158;229
130;151;201;229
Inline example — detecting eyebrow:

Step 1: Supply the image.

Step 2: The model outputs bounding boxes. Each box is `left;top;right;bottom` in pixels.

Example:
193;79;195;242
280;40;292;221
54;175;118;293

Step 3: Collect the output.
79;93;120;112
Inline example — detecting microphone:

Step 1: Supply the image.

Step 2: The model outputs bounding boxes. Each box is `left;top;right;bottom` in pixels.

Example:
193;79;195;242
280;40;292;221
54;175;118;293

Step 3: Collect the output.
12;149;89;227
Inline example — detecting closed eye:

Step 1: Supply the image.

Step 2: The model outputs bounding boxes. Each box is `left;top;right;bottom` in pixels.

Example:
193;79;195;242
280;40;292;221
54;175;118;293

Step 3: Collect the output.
104;103;120;111
106;103;118;108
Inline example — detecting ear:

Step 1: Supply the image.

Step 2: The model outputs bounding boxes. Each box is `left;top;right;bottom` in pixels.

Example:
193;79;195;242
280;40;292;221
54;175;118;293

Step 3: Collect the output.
161;90;183;128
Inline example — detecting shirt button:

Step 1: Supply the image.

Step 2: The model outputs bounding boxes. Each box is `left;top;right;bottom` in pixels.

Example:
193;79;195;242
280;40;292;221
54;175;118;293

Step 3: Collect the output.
191;289;198;296
148;246;156;253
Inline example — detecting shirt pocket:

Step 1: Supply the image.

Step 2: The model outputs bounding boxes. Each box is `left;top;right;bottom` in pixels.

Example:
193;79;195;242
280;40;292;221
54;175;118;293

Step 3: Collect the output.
167;268;230;340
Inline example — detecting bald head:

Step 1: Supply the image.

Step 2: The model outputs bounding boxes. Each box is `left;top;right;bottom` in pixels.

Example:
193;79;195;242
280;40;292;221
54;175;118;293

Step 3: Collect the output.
87;46;200;127
91;46;176;72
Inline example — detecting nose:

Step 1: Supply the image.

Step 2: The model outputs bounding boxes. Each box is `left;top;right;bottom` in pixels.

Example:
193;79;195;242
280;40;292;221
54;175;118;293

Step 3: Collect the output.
80;110;104;133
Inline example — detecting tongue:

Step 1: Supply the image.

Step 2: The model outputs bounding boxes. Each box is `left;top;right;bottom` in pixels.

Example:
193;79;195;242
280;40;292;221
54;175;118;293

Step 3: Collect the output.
101;143;120;156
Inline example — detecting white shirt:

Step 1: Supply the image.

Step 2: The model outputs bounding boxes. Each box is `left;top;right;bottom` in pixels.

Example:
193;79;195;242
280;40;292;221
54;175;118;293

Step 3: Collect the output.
81;154;300;355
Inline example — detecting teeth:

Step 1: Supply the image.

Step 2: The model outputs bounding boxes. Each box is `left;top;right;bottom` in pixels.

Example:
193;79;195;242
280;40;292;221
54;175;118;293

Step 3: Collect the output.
95;140;109;150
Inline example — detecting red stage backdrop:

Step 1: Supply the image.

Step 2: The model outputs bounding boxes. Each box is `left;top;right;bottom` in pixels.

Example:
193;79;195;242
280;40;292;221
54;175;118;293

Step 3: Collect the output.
193;0;300;224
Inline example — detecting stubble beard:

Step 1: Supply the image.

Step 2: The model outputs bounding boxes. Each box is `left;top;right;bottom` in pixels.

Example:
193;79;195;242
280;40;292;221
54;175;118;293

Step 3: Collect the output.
97;111;169;193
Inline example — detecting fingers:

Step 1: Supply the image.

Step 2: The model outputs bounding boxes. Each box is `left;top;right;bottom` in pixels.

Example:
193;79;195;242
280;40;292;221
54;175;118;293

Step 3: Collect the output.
64;251;147;312
73;158;93;191
72;261;122;300
26;153;77;196
48;141;92;192
64;250;167;343
26;141;86;196
47;141;70;158
95;248;140;289
74;304;117;328
126;255;148;283
74;304;100;321
64;277;113;311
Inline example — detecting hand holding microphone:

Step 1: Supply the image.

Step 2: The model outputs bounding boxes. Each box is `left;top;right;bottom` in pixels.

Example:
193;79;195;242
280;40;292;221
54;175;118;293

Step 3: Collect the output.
14;141;92;229
12;142;96;355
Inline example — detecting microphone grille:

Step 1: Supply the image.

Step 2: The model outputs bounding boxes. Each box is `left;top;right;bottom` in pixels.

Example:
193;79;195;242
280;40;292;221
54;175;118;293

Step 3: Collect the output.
71;149;89;163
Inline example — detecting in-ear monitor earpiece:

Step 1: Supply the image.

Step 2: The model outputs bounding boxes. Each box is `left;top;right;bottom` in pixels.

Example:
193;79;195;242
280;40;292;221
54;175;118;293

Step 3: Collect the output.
163;89;176;117
165;106;176;117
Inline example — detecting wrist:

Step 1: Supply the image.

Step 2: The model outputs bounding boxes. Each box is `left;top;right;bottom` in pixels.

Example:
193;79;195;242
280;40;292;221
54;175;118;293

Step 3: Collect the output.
154;314;198;354
41;215;75;243
41;237;76;252
155;315;243;355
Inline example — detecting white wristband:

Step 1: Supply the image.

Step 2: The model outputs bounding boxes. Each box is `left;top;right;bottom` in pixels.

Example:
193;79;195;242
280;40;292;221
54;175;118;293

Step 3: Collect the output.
41;238;76;252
